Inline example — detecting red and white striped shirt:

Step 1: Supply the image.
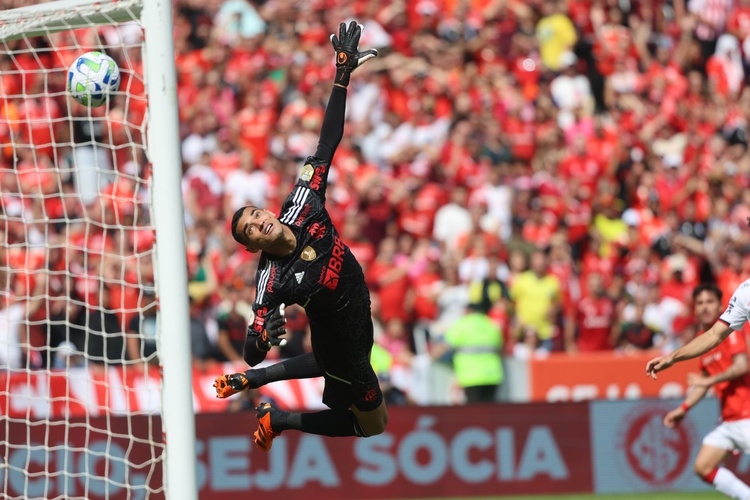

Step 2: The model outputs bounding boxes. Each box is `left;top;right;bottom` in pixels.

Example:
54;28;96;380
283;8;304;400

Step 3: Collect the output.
689;0;735;40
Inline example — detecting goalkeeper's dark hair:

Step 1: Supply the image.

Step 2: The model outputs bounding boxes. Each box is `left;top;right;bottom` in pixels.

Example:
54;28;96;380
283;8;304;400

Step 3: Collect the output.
230;206;254;245
692;283;722;302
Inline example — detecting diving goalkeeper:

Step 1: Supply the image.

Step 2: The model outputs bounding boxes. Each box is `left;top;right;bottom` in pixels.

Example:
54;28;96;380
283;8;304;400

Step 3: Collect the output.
213;21;387;452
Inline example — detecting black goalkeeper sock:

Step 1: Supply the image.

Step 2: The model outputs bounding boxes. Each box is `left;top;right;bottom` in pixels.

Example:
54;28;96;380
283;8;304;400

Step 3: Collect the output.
272;408;367;437
244;352;322;388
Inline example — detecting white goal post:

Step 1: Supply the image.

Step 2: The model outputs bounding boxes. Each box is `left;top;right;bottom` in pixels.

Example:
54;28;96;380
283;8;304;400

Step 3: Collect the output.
0;1;197;499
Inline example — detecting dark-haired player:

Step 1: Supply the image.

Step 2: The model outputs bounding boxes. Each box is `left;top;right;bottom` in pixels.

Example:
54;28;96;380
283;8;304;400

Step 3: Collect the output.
661;284;750;499
213;21;387;452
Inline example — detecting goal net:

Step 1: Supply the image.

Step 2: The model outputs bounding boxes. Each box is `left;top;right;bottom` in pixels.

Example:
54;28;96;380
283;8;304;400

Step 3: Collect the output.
0;1;195;499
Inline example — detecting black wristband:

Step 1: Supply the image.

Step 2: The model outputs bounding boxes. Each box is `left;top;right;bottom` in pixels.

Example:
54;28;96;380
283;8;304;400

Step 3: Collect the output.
335;67;352;87
255;335;270;352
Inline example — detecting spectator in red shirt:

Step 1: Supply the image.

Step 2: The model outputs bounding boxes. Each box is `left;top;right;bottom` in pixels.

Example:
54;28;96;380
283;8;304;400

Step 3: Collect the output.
654;154;688;212
716;249;746;307
183;151;224;225
558;135;602;198
565;273;617;352
521;198;557;249
367;236;413;324
234;88;277;166
211;129;241;181
580;237;617;285
341;213;376;273
411;255;443;354
358;178;392;248
502;100;536;162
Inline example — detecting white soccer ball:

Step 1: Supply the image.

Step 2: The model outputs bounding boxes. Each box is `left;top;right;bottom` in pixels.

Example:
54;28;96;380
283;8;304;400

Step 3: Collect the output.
67;51;120;107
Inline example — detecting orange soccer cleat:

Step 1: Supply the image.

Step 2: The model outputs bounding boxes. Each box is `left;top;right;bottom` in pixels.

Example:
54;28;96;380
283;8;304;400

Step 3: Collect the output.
213;373;249;399
253;403;282;452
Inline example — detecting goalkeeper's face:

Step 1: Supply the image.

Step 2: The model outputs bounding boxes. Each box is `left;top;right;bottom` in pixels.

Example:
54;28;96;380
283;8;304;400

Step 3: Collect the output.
231;206;283;253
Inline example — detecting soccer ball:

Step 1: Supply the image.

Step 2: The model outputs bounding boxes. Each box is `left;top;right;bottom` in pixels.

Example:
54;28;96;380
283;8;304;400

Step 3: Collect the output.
67;51;120;107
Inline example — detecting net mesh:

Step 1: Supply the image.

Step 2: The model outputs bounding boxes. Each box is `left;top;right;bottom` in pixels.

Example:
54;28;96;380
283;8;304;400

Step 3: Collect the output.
0;1;165;498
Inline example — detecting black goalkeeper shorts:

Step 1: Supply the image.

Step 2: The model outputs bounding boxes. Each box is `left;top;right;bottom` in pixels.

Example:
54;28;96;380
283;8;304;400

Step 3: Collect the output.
308;284;383;412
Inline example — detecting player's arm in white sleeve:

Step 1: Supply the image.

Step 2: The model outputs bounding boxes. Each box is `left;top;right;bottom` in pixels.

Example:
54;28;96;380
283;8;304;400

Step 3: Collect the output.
647;285;749;378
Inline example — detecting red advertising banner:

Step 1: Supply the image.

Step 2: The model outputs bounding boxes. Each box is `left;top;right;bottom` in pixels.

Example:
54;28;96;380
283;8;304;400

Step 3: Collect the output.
1;354;700;418
1;404;593;499
193;404;592;499
529;352;695;402
0;363;323;418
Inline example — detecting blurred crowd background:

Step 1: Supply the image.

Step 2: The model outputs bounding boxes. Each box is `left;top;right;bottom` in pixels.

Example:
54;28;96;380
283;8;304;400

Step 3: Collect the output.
3;0;750;405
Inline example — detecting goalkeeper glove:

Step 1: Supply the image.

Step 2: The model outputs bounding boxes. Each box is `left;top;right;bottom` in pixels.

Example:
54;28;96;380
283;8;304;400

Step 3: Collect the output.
330;21;378;87
253;303;288;352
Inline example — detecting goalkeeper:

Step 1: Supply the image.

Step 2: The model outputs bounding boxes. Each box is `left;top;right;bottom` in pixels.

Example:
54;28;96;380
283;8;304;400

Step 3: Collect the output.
213;21;387;452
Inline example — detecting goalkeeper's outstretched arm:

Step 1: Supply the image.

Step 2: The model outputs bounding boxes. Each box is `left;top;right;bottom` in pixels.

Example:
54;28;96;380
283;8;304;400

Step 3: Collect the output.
304;21;378;199
312;83;347;165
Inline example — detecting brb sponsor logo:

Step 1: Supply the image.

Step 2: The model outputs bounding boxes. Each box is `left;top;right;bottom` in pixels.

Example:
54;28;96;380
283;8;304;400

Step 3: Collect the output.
616;405;693;487
320;236;345;291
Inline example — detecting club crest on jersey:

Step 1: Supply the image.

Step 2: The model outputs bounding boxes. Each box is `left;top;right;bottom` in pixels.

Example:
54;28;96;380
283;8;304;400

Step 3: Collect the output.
365;388;378;402
308;222;326;239
300;163;314;181
301;246;317;261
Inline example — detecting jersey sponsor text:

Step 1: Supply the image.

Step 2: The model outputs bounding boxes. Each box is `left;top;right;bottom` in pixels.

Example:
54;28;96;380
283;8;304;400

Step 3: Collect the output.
321;236;345;291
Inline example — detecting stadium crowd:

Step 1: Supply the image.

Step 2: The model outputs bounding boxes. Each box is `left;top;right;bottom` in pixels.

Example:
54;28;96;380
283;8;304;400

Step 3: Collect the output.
3;0;750;404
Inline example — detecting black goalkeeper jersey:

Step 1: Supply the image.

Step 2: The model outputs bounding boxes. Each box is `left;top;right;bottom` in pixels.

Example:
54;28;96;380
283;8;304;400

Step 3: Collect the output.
248;157;364;338
240;85;381;411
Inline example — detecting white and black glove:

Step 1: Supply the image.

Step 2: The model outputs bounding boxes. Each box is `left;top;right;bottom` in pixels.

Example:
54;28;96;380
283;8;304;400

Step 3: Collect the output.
253;303;288;352
331;21;378;87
